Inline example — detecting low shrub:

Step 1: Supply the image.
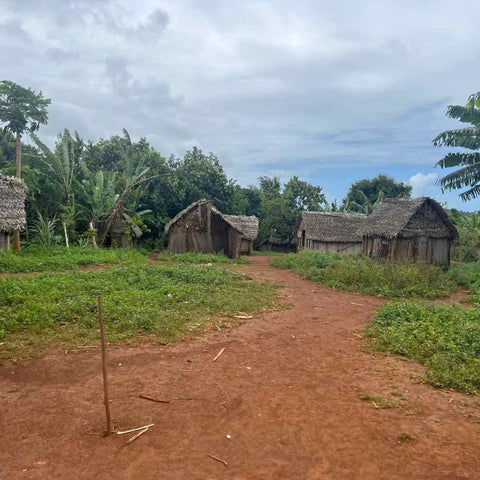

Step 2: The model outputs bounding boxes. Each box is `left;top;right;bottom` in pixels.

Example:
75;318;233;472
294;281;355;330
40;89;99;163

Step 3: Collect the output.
367;302;480;393
0;246;147;273
449;261;480;306
153;251;249;264
270;250;456;299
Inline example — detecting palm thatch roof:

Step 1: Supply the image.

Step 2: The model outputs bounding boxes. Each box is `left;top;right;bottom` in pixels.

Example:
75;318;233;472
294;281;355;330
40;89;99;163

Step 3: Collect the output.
359;197;458;239
295;211;367;242
0;174;27;233
223;215;259;240
164;199;257;238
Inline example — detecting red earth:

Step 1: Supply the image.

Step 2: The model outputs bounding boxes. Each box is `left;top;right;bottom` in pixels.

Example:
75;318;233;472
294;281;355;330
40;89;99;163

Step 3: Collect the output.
1;256;479;479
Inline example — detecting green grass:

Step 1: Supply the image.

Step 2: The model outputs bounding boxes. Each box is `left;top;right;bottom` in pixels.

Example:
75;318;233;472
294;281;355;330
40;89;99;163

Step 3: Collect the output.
366;301;480;393
0;246;148;273
450;261;480;306
152;251;249;264
0;263;277;363
360;394;399;409
270;250;456;299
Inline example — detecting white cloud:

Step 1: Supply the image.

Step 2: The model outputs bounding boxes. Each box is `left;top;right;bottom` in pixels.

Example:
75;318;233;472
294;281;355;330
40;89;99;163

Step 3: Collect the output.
408;172;438;196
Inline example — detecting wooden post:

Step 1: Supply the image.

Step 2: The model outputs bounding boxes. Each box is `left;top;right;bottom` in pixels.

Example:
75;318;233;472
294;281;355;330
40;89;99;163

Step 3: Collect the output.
98;295;113;436
13;131;22;252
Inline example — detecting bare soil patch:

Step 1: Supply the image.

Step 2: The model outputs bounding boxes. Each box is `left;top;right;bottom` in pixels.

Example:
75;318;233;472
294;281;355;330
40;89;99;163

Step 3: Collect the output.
1;255;479;479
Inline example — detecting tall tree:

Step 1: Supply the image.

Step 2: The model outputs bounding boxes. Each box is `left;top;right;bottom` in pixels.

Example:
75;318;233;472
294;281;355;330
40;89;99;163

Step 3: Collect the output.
342;174;411;214
433;91;480;201
0;80;51;250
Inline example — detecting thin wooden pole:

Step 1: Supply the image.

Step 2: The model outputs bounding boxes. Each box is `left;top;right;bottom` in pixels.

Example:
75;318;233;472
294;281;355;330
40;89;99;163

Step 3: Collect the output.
97;294;113;436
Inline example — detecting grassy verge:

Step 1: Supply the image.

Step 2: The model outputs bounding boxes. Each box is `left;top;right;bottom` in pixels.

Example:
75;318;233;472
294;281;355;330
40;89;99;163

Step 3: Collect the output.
450;261;480;306
152;251;249;264
270;250;456;299
0;246;148;273
366;302;480;393
0;263;277;363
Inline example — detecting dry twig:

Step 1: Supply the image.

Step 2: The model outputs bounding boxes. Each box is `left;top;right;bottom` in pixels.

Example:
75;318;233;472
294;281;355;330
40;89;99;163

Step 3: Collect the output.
207;454;228;466
126;427;149;445
213;348;226;362
139;394;170;403
116;424;154;435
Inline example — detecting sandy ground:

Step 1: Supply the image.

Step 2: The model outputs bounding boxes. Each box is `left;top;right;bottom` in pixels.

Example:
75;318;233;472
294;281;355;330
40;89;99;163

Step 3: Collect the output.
1;256;479;479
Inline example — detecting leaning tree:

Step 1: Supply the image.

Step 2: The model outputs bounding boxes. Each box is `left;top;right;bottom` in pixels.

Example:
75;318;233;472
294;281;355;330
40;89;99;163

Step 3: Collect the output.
433;91;480;201
0;80;51;250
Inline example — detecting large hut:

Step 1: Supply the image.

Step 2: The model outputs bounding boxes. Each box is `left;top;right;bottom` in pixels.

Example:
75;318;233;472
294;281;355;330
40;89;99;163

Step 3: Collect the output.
165;200;258;258
294;211;367;254
359;197;458;266
0;174;27;250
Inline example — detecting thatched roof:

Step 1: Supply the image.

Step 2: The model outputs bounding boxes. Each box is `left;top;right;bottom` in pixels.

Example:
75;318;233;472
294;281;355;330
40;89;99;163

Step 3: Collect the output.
164;199;255;238
360;197;458;239
0;174;27;233
295;211;367;242
223;215;259;240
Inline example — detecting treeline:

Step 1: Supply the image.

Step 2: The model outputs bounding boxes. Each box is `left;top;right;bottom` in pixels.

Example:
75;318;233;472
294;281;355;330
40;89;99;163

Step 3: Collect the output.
0;128;330;247
3;127;476;252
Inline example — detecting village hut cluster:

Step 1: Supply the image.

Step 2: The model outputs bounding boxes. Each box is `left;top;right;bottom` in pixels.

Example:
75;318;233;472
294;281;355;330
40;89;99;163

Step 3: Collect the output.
294;197;458;266
165;199;259;258
0;174;27;251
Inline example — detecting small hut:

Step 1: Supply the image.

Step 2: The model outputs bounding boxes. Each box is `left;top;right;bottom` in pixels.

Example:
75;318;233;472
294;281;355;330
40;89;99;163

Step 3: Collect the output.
223;215;259;254
360;197;458;266
258;237;296;253
0;174;27;250
107;212;143;248
165;200;258;258
294;211;367;254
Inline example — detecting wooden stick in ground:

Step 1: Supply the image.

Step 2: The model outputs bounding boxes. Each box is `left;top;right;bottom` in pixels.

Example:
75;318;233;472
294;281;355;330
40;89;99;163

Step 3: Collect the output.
213;347;225;362
98;295;113;436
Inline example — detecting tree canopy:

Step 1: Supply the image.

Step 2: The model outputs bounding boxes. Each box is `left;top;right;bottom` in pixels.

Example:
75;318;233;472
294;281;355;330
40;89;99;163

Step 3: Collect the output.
342;174;411;214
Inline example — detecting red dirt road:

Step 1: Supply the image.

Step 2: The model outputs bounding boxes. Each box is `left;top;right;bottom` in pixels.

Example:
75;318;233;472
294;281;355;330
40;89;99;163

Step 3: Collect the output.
1;256;479;479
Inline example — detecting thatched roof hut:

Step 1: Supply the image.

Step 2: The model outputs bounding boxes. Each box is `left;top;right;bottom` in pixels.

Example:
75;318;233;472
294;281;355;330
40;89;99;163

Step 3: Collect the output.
0;174;27;250
108;212;143;248
294;211;367;254
165;200;258;257
360;197;458;266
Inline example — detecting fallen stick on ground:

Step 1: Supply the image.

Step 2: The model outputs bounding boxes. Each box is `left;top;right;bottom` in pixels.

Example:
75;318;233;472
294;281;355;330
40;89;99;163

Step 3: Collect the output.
116;424;154;435
139;394;170;403
234;315;253;319
213;348;226;362
208;454;228;466
126;427;149;445
351;302;363;306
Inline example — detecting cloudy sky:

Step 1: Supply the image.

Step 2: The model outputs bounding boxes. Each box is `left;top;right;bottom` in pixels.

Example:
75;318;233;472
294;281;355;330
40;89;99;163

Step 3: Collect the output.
2;0;479;210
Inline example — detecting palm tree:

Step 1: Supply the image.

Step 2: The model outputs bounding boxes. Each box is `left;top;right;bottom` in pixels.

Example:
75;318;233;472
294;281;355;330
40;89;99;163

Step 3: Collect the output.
433;91;480;201
0;80;51;250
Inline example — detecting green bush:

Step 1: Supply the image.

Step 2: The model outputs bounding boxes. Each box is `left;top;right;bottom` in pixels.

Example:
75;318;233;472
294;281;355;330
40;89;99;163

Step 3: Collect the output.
271;250;456;299
449;261;480;306
367;302;480;393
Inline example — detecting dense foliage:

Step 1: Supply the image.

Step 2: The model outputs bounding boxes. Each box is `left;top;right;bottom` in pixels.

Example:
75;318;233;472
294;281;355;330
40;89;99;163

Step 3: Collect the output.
270;250;456;299
450;260;480;306
434;90;480;201
367;302;480;392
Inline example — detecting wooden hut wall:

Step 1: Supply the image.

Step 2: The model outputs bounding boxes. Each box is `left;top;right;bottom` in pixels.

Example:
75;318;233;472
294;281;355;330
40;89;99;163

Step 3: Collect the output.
301;239;362;254
362;236;451;266
168;203;213;254
211;211;230;255
240;238;253;254
0;232;9;251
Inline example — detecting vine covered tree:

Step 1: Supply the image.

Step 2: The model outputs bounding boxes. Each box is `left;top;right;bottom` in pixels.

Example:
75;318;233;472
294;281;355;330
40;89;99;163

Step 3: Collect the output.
433;91;480;201
0;80;51;250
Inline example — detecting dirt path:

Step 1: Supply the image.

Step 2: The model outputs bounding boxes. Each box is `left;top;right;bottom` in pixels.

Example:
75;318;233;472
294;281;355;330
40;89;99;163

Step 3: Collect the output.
1;256;479;479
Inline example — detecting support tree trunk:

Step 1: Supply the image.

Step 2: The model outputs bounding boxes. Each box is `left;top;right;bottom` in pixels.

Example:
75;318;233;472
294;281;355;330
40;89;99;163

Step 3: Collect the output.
12;131;22;252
